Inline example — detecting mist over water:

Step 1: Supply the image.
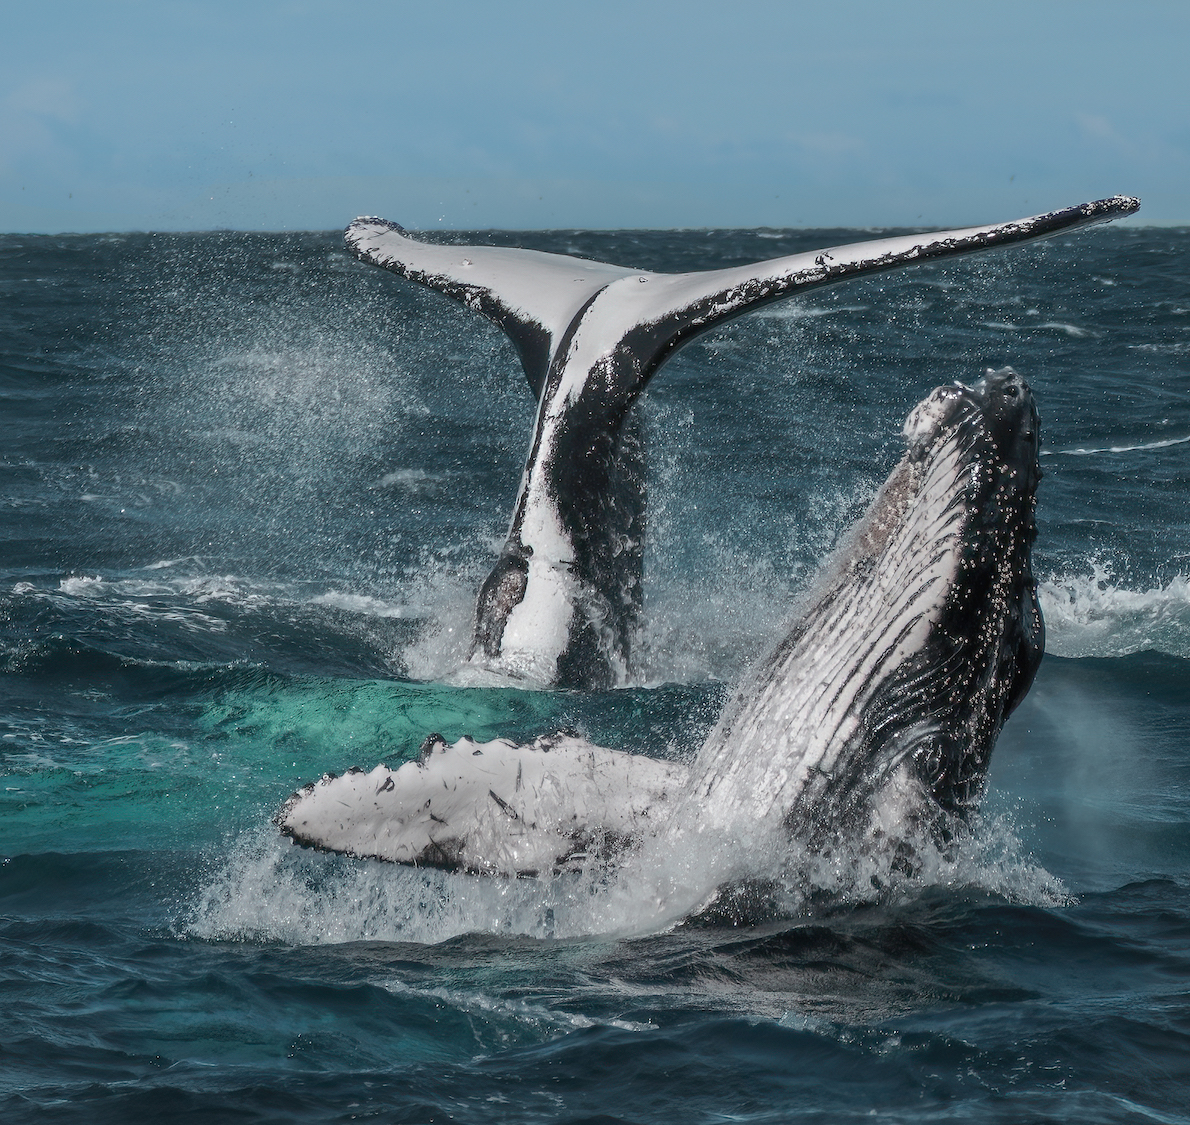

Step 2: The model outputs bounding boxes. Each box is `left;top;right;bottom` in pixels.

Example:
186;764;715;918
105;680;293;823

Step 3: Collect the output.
2;226;1189;1123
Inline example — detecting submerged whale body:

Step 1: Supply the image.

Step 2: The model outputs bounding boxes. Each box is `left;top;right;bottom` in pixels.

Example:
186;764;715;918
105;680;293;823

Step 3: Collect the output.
279;369;1044;877
347;196;1136;688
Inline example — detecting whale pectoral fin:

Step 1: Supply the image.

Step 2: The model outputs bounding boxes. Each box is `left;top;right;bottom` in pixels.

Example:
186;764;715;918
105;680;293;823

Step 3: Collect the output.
277;733;689;876
346;218;640;396
620;196;1140;383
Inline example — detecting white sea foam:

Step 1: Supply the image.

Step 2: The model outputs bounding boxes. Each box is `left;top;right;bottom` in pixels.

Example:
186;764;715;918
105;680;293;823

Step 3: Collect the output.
1039;565;1190;659
32;568;436;622
54;571;287;607
1036;321;1098;338
1042;433;1190;456
978;320;1097;338
1128;341;1190;354
58;575;105;595
41;574;234;633
183;792;1063;948
380;979;657;1034
12;569;440;654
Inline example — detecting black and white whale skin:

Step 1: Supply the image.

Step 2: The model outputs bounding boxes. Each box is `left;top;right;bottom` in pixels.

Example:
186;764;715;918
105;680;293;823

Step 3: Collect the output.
278;369;1044;875
679;367;1043;843
347;196;1136;688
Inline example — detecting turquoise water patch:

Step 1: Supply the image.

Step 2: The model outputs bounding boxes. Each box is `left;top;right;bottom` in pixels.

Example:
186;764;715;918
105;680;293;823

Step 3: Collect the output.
196;677;565;766
2;678;565;855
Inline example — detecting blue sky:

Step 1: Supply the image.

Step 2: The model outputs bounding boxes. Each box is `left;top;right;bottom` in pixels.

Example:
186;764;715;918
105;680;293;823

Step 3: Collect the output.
2;0;1186;232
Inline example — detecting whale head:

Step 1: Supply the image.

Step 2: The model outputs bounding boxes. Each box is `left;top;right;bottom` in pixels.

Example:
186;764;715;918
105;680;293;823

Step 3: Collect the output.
906;367;1039;469
895;366;1044;790
900;365;1043;725
689;367;1045;841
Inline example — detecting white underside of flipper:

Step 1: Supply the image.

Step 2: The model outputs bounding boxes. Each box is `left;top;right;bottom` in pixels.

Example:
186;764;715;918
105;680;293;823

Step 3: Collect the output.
277;733;688;876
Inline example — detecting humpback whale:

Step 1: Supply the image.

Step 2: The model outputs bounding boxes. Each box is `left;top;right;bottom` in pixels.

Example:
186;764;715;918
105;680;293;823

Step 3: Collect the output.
278;369;1045;878
347;196;1137;688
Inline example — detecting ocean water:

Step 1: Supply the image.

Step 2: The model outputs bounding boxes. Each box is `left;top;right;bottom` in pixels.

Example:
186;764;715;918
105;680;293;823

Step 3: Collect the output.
2;223;1188;1123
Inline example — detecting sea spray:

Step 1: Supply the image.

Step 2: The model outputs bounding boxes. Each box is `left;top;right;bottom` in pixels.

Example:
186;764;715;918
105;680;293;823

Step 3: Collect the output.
184;800;1065;946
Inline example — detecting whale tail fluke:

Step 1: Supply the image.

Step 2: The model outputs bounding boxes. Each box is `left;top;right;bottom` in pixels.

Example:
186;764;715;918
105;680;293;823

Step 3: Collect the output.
345;218;638;396
346;196;1139;400
345;197;1135;689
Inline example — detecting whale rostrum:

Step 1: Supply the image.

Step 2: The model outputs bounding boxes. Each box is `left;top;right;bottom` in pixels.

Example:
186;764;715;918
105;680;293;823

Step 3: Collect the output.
347;197;1136;688
278;369;1045;876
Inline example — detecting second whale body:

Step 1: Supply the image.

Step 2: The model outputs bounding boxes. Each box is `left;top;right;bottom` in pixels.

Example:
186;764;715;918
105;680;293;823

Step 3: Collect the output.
279;369;1044;879
348;197;1136;688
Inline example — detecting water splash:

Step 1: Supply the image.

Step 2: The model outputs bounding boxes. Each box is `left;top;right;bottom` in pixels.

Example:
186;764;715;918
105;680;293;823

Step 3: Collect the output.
183;797;1064;948
1040;563;1190;659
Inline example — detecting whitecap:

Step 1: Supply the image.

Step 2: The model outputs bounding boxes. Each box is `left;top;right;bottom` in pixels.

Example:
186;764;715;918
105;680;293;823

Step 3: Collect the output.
1128;342;1190;354
1037;321;1097;338
1040;566;1190;659
1043;433;1190;456
310;591;416;619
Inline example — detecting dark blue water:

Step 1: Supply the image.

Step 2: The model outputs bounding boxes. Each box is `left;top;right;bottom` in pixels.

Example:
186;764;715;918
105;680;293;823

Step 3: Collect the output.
2;225;1189;1123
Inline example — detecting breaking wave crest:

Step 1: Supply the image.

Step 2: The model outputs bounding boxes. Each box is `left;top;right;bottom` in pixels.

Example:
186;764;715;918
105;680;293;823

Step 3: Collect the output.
1040;565;1190;659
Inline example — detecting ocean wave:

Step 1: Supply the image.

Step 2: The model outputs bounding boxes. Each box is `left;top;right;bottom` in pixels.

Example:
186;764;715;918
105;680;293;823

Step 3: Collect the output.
1036;321;1098;338
11;569;435;630
4;569;436;677
977;320;1098;338
1128;341;1190;354
1043;433;1190;456
381;979;657;1035
1039;567;1190;659
52;570;287;607
17;575;234;635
